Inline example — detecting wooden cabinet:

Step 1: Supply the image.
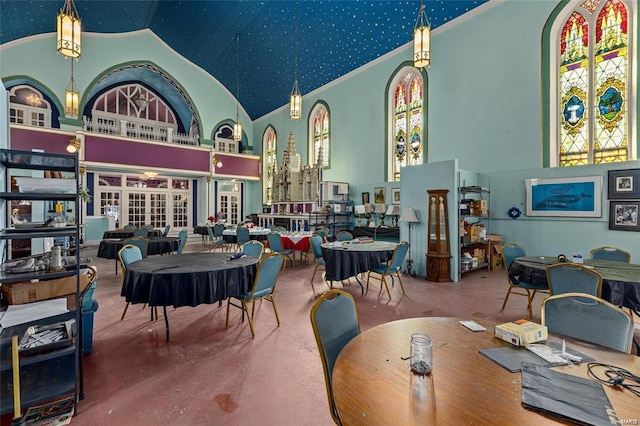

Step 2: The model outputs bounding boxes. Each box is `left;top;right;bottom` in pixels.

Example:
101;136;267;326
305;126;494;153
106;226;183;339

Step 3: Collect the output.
426;189;451;282
0;149;82;417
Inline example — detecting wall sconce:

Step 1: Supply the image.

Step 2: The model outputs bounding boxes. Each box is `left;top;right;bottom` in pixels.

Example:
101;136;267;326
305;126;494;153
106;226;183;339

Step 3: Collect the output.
143;171;158;179
212;154;223;168
67;137;81;153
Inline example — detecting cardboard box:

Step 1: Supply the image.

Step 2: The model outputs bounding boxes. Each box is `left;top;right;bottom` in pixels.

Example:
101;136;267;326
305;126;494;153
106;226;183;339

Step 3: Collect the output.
464;224;485;242
2;273;92;305
495;319;548;346
472;200;488;215
473;247;486;264
490;234;503;270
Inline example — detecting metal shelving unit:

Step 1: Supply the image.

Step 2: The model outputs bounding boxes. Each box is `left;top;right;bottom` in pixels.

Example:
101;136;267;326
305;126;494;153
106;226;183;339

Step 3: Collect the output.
458;185;491;276
0;149;82;417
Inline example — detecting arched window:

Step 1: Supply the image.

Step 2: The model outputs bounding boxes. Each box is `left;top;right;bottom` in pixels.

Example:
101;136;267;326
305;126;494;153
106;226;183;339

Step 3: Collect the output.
263;126;277;204
545;0;636;166
308;101;330;168
8;85;52;127
387;66;424;182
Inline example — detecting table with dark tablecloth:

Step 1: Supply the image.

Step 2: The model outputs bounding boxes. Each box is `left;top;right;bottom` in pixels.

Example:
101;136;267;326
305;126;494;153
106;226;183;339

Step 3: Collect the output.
509;256;640;311
103;229;162;239
121;253;259;308
321;241;396;282
97;237;180;259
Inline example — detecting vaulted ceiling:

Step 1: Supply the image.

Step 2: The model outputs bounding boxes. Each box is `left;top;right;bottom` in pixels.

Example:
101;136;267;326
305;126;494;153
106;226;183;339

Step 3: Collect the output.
0;0;488;120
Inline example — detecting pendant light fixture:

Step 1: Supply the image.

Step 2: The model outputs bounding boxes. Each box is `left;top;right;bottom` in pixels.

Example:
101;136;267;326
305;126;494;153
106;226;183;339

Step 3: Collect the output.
289;0;302;120
65;59;79;117
57;0;82;58
233;33;242;142
413;0;431;68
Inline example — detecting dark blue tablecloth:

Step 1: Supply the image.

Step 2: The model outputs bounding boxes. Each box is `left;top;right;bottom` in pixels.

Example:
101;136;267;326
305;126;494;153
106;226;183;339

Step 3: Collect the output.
321;242;396;281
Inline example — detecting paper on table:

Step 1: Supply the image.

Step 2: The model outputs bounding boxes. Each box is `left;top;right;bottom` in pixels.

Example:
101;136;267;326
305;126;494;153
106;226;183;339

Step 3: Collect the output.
0;299;69;329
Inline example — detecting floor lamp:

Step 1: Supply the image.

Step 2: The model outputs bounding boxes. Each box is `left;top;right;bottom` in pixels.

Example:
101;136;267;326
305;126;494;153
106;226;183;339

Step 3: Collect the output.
399;206;419;277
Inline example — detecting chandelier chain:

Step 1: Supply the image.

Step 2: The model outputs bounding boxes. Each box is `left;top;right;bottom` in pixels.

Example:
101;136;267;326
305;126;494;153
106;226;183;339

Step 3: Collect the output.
294;0;299;80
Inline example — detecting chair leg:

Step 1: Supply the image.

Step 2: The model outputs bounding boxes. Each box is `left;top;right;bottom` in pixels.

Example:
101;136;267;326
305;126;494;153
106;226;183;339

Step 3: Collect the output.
120;302;130;321
270;295;280;326
244;300;255;338
382;276;392;300
365;273;372;296
225;299;231;328
526;290;534;320
311;264;319;283
501;287;514;310
395;272;406;294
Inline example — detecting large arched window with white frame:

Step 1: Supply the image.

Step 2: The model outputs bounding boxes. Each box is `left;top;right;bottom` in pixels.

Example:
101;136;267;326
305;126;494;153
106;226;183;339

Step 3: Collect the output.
308;101;330;168
387;66;424;182
544;0;636;167
263;126;277;205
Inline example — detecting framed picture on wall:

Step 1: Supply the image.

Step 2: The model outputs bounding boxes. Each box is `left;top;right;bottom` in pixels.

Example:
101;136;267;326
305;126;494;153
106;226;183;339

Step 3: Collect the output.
392;188;400;204
374;187;385;204
609;201;640;232
525;176;602;217
362;192;370;204
608;169;640;199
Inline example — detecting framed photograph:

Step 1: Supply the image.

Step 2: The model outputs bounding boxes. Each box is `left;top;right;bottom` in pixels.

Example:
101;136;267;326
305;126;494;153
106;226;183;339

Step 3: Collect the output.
373;187;385;204
362;192;370;204
609;201;640;231
525;176;602;217
392;188;400;204
608;169;640;199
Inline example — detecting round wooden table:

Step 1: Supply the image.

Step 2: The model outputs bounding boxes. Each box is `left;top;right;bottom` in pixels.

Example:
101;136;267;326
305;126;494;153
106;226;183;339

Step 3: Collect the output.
332;317;640;425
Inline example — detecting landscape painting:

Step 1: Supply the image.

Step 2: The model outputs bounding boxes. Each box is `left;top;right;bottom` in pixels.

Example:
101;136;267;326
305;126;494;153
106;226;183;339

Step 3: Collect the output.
525;176;602;217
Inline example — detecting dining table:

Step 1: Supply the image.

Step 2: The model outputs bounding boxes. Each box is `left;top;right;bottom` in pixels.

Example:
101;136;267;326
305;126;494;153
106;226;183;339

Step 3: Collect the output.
121;252;259;341
97;236;181;273
332;317;640;425
321;241;396;293
509;256;640;312
222;228;271;243
103;229;162;239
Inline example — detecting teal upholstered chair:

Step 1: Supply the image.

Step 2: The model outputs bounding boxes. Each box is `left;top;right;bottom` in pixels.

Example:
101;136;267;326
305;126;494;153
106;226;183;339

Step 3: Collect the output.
545;263;603;299
267;232;295;268
123;224;136;231
213;223;230;252
162;224;171;237
206;226;226;252
336;231;353;241
310;289;360;425
541;293;634;353
176;230;188;254
123;237;148;258
225;253;285;338
242;240;265;259
500;243;549;319
366;241;409;300
118;244;143;321
236;227;251;252
590;246;631;263
133;227;149;237
310;234;327;285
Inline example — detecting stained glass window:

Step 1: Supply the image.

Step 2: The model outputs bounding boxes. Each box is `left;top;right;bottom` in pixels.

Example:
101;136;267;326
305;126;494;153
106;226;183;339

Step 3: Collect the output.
389;68;424;181
308;102;330;168
556;0;632;166
263;126;277;204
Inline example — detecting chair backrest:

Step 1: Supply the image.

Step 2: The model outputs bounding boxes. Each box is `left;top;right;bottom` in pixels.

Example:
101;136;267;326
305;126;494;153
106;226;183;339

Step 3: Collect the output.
213;223;225;237
267;232;285;253
310;234;324;260
248;253;284;299
310;289;361;425
142;224;154;231
336;231;353;241
541;293;634;353
545;263;603;297
206;226;216;242
242;241;264;258
236;227;250;245
386;241;410;273
162;224;171;237
501;243;526;269
123;237;148;258
123;224;136;231
177;230;188;254
590;246;631;263
273;226;286;233
133;228;149;237
118;244;143;272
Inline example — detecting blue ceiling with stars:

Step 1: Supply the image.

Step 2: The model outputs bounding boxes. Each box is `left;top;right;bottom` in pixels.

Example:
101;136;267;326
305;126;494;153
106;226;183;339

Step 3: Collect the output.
0;0;488;120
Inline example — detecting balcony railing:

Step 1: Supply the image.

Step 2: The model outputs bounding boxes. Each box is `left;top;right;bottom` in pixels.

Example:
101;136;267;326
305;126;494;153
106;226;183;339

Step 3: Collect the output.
83;116;199;146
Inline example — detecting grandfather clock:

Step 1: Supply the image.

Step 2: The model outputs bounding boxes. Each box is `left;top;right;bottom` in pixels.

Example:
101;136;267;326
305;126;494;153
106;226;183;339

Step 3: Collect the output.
426;190;452;282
